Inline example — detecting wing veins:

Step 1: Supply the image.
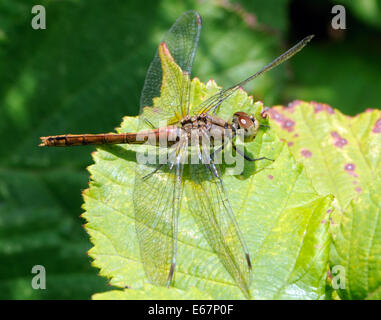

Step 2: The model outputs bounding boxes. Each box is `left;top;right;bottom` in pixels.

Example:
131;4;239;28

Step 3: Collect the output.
134;142;186;286
198;35;314;114
186;130;252;298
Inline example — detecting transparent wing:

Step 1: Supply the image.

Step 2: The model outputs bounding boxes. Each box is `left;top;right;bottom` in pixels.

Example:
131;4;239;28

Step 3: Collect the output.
186;130;252;298
196;35;314;115
133;141;186;286
139;10;202;127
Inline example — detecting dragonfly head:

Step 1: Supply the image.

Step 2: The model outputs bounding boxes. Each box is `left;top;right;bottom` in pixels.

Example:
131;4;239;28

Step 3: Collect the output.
232;112;259;142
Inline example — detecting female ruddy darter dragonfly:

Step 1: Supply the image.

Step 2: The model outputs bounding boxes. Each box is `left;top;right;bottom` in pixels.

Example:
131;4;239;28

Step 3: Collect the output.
39;11;313;298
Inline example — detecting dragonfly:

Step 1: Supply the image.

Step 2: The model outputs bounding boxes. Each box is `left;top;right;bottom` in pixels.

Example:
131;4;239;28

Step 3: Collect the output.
39;11;313;298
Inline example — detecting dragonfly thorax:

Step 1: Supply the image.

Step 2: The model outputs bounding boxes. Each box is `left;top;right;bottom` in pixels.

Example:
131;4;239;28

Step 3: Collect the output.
232;112;259;142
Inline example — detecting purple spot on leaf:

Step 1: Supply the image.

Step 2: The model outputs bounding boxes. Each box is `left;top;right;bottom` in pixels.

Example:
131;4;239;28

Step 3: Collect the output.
311;101;335;114
314;103;324;113
301;149;312;158
345;163;358;177
331;131;348;148
345;163;355;171
268;108;295;132
269;109;284;122
288;141;294;147
373;118;381;133
337;139;347;147
268;175;274;180
355;187;362;193
281;118;296;132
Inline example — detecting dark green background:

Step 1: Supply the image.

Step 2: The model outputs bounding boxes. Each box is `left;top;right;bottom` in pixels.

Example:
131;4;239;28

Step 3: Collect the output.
0;0;380;299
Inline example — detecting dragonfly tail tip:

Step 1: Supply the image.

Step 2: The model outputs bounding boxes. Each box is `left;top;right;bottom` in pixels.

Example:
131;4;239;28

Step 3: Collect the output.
306;34;315;42
39;137;48;147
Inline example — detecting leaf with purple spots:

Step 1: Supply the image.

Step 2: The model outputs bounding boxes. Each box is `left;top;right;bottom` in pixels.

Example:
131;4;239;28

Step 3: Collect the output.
269;101;381;300
269;101;381;212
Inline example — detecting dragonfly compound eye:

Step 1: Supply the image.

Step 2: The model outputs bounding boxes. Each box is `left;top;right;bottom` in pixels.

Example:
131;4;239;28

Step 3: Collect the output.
233;112;259;142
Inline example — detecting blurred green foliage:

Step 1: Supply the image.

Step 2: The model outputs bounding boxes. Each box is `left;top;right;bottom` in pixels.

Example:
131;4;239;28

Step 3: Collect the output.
0;0;380;299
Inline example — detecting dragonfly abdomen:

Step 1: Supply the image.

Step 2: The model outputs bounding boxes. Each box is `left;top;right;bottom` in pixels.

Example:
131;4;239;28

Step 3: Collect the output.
39;127;182;147
39;133;145;147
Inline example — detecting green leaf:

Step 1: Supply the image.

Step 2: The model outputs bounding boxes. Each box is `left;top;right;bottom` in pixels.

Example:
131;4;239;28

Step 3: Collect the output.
330;178;381;300
93;284;213;300
268;102;381;299
269;102;381;212
82;67;333;298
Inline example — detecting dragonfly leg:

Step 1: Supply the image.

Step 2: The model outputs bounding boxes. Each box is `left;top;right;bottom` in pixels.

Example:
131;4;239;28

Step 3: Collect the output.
233;144;274;162
196;141;220;179
210;144;224;161
143;117;156;129
142;164;165;180
205;163;219;179
167;261;176;286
